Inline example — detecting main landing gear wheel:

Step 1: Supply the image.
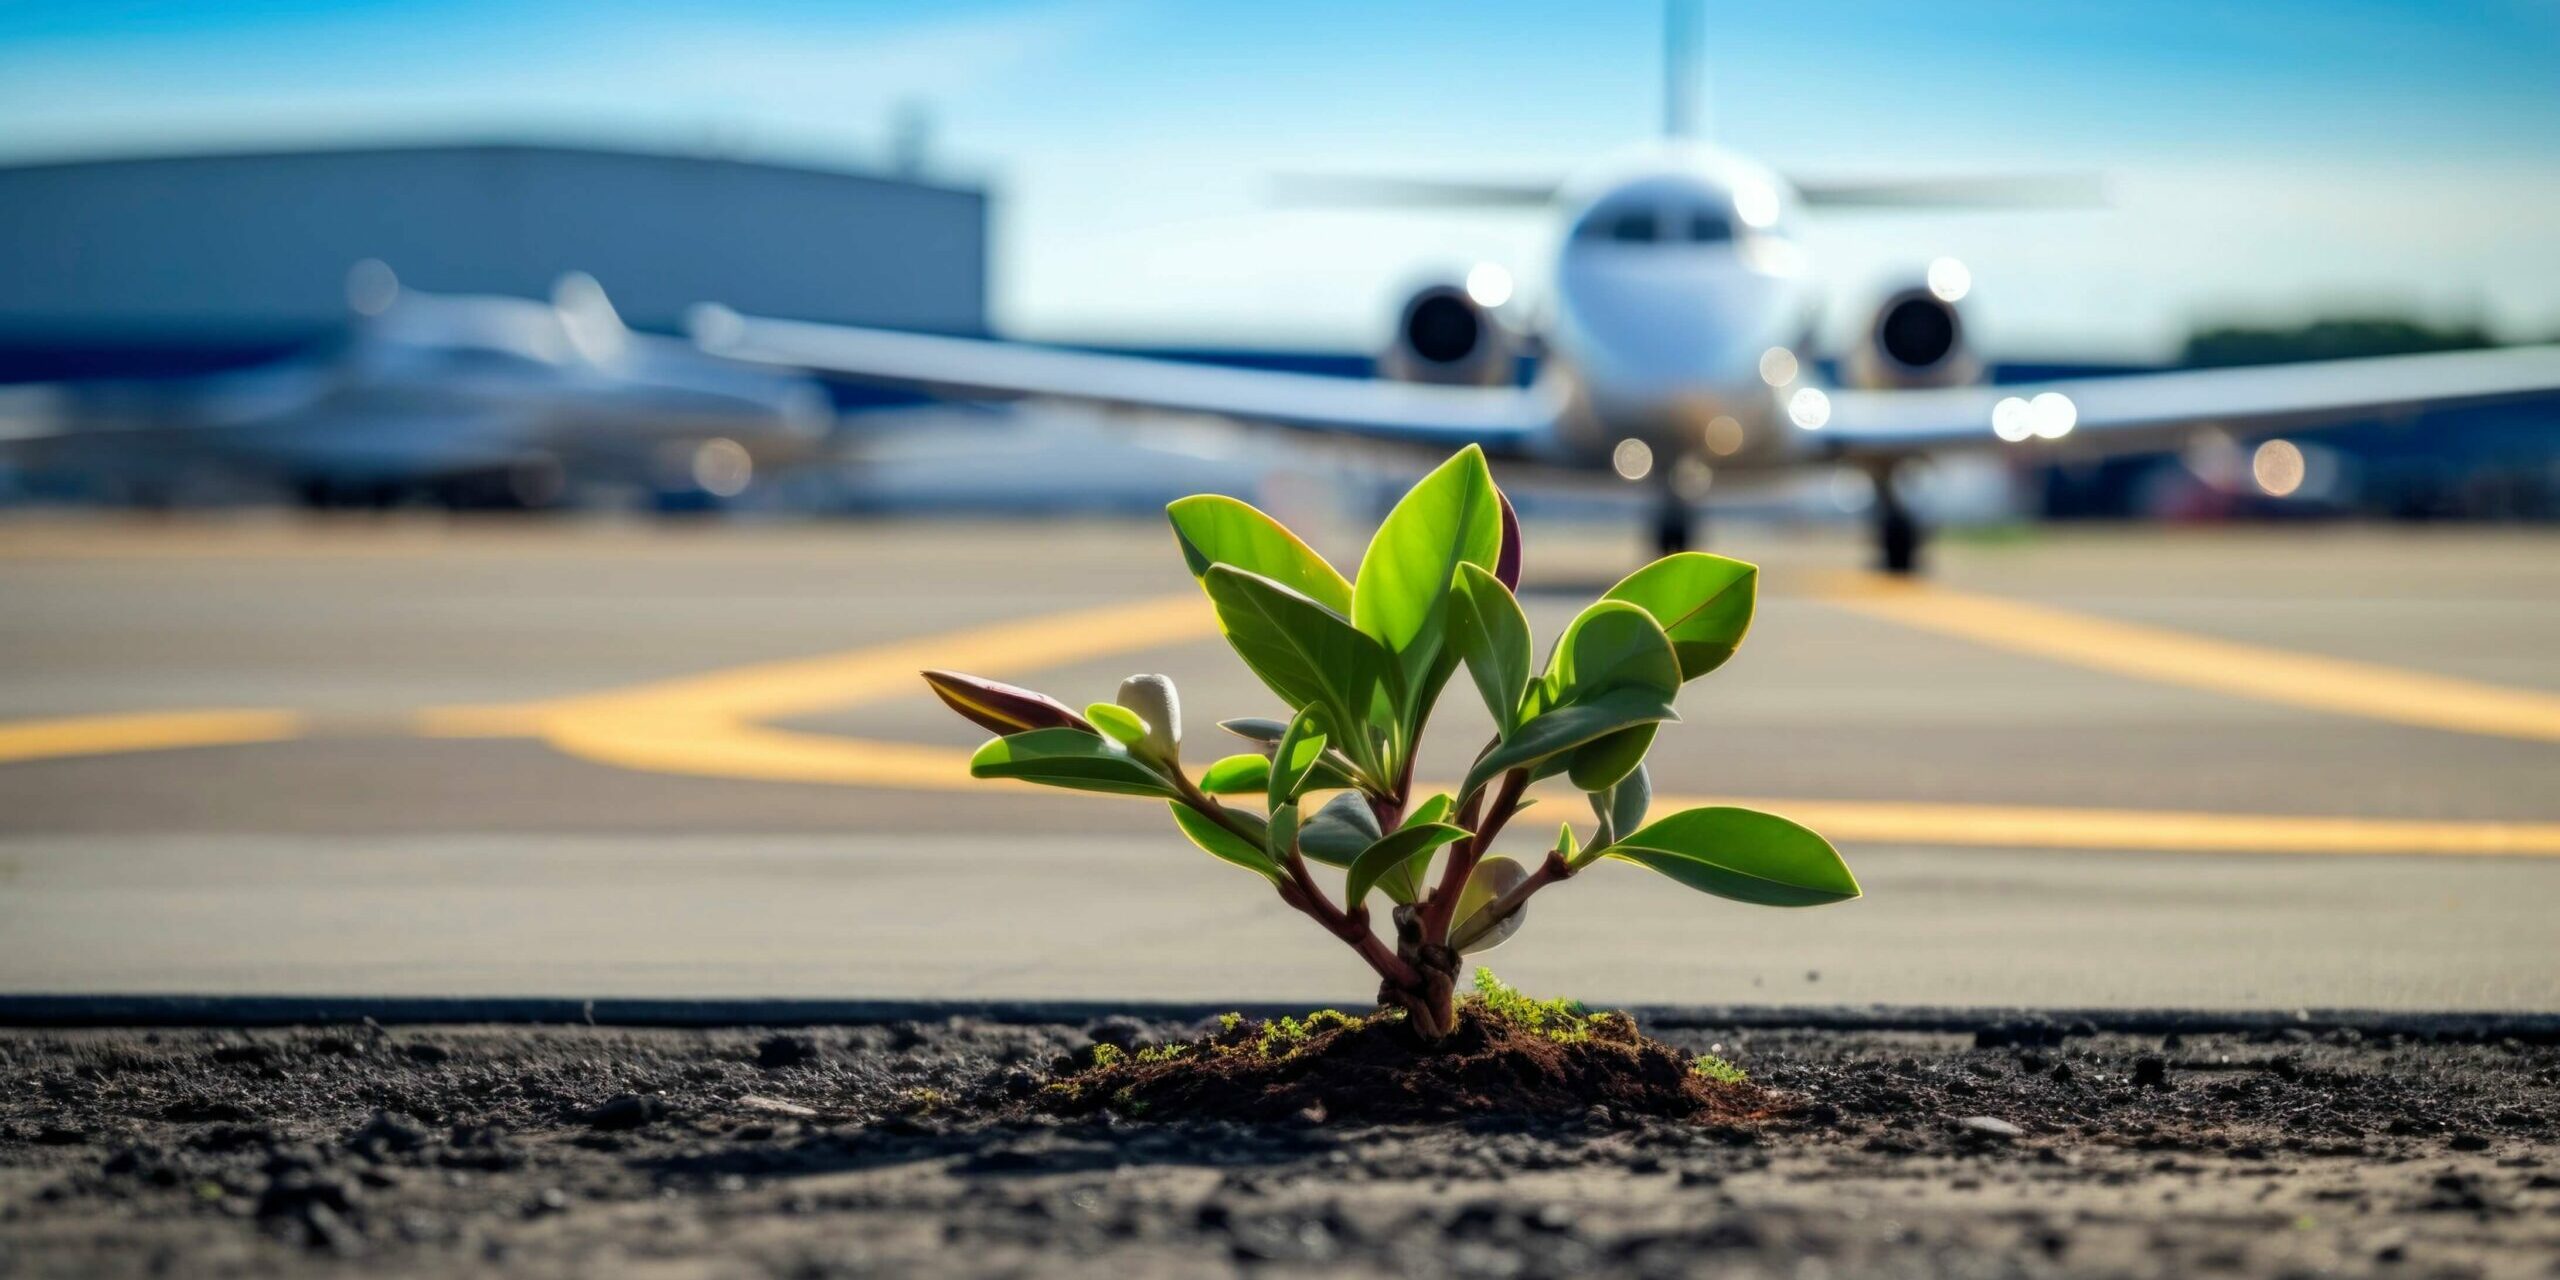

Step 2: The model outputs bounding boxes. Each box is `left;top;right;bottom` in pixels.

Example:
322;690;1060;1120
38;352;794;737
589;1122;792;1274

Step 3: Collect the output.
1872;464;1926;576
1651;493;1696;556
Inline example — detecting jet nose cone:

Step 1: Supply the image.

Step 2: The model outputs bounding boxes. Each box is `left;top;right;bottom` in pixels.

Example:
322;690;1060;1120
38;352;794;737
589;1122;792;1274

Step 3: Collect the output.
1555;253;1806;404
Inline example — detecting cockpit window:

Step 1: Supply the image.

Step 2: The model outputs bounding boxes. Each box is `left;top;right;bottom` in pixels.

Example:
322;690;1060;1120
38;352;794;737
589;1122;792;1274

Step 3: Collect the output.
1606;209;1658;244
1575;205;1659;245
1575;203;1736;247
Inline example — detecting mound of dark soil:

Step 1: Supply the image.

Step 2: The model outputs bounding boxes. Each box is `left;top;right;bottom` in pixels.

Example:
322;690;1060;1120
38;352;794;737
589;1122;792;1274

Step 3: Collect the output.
1039;1003;1777;1125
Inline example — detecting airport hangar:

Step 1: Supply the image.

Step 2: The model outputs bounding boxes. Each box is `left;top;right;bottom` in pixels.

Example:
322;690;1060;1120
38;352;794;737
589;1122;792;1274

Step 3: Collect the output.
0;141;988;382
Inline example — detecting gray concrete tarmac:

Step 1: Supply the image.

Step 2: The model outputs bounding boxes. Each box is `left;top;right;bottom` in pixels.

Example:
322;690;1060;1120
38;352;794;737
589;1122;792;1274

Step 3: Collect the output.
1;515;2554;1010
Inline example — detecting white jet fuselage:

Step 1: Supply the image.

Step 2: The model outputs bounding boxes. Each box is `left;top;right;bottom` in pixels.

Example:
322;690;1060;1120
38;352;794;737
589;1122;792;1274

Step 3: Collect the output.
1538;145;1832;477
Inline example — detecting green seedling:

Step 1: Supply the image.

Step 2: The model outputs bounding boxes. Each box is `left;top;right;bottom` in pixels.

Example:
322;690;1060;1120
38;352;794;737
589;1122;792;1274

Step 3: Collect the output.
925;446;1859;1041
1470;968;1602;1044
1690;1053;1749;1085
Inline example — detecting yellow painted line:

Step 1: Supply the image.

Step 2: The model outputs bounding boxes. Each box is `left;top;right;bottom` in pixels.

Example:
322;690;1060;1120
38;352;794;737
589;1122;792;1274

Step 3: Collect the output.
404;584;2560;857
439;694;2560;861
1668;793;2560;858
418;591;1217;734
1818;574;2560;743
0;709;306;765
414;593;1223;796
8;580;2554;858
440;710;2560;856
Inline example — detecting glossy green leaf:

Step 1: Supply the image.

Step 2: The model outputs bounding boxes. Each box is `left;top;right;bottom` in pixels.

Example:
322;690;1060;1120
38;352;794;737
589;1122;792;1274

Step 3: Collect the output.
1200;566;1396;766
1449;562;1532;736
1376;790;1456;902
1302;754;1362;794
1168;495;1355;616
1462;686;1679;800
1220;715;1360;790
1168;802;1284;885
1297;791;1382;868
1401;792;1455;830
1404;641;1465;754
1268;801;1300;864
1451;855;1530;953
1085;702;1149;749
1199;753;1272;795
1591;762;1650;847
1608;806;1861;906
1602;553;1758;681
1374;857;1430;903
1218;716;1290;747
1268;708;1329;809
1351;445;1502;688
1343;823;1469;908
969;729;1176;798
1545;600;1682;706
1567;724;1655;792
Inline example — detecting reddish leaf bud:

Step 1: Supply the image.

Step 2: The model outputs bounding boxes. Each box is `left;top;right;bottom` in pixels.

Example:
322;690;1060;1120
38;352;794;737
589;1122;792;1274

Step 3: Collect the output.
1494;487;1523;591
920;669;1094;737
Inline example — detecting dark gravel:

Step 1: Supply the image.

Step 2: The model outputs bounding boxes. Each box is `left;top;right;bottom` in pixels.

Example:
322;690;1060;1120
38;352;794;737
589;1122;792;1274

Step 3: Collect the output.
2;1017;2556;1277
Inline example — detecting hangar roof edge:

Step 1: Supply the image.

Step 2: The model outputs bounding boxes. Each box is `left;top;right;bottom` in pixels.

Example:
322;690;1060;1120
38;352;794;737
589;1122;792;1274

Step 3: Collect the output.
0;137;986;201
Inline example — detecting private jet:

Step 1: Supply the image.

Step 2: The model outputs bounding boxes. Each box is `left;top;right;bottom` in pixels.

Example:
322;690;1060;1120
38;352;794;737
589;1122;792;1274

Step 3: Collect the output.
687;12;2560;573
0;262;836;509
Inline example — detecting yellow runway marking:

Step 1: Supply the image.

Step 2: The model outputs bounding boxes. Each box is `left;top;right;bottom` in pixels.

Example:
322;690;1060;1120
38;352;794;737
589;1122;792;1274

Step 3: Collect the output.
6;582;2558;857
1818;574;2560;743
1709;794;2560;857
0;709;305;765
429;593;1215;730
468;715;2560;857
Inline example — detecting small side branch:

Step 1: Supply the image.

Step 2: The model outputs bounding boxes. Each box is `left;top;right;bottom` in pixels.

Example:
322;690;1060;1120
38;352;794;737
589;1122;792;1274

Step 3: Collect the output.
1169;768;1422;991
1446;846;1573;953
1278;870;1421;990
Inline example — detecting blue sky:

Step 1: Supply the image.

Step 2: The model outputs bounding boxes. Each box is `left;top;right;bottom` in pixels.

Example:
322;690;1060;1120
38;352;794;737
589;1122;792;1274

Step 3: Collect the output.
3;1;2556;355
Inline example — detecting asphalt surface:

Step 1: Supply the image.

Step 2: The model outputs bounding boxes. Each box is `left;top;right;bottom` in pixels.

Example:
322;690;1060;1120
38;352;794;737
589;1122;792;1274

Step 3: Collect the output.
1;514;2555;1010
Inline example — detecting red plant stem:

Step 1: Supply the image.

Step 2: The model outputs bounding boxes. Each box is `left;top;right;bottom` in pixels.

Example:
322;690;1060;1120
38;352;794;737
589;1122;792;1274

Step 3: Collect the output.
1277;857;1422;988
1170;757;1425;994
1420;767;1528;945
1469;772;1530;867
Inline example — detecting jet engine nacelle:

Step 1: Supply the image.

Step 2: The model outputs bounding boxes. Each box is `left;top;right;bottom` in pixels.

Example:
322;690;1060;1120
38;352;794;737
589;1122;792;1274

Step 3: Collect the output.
1845;286;1981;390
1377;284;1517;387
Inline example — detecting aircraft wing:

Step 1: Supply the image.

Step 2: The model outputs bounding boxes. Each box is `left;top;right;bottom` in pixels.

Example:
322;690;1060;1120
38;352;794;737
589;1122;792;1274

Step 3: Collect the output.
1822;344;2560;457
689;308;1561;455
0;384;73;444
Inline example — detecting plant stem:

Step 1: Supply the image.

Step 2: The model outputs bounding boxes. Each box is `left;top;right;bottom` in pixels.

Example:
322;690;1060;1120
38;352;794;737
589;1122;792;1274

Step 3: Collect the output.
1469;771;1530;864
1277;855;1421;989
1446;847;1572;952
1169;739;1431;1011
1168;770;1266;850
1419;766;1528;946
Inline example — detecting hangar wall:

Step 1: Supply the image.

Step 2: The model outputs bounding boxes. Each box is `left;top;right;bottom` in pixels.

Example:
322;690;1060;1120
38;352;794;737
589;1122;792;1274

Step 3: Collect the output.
0;143;987;357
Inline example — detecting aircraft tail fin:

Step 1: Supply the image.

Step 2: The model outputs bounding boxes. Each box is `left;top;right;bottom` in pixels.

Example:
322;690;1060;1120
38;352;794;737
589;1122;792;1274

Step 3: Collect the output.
1664;0;1705;140
345;260;401;316
553;272;629;362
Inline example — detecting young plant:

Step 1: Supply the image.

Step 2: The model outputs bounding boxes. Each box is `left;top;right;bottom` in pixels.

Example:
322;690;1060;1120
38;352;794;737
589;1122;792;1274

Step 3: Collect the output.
924;446;1858;1041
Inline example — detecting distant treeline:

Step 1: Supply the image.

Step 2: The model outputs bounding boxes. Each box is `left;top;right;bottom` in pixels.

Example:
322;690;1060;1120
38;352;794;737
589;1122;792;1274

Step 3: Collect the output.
2179;316;2498;369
